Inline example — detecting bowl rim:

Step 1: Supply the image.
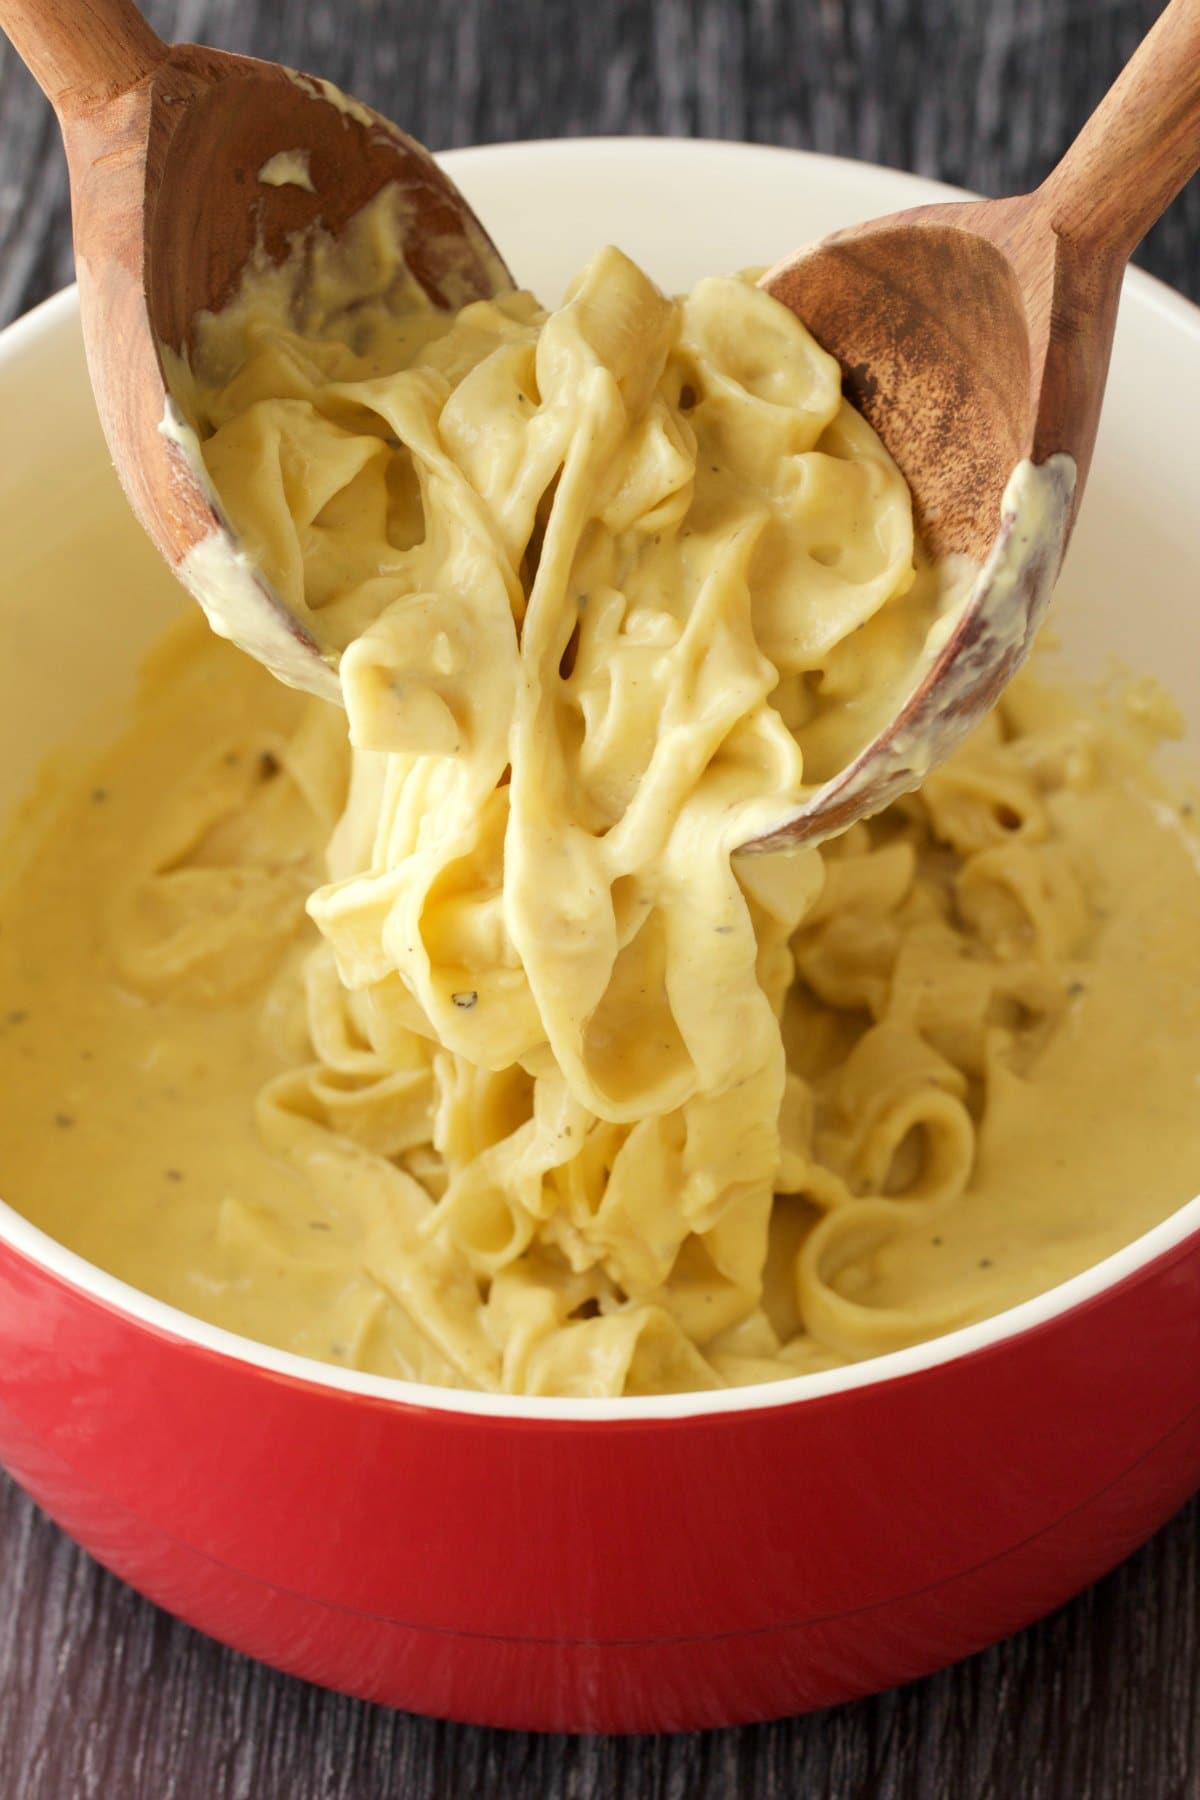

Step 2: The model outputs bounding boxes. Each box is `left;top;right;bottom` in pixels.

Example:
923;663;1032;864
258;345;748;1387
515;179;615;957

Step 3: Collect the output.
1;135;1198;1425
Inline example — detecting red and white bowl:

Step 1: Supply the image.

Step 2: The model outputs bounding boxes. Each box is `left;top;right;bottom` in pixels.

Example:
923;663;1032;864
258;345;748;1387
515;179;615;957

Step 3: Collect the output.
0;139;1197;1734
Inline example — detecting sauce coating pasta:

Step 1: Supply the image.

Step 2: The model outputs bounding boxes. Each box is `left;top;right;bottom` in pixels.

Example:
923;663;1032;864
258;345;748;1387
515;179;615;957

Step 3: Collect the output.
0;208;1198;1395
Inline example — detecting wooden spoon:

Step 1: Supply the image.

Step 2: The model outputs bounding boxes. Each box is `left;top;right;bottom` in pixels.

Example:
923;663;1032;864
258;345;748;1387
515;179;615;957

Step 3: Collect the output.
746;0;1200;850
0;0;514;700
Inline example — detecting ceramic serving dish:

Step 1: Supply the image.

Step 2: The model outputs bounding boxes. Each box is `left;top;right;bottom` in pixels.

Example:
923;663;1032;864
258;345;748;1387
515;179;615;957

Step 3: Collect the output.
0;138;1196;1733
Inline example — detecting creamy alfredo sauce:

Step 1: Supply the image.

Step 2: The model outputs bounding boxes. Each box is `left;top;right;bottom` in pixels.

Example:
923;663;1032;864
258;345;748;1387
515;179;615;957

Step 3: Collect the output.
0;202;1198;1395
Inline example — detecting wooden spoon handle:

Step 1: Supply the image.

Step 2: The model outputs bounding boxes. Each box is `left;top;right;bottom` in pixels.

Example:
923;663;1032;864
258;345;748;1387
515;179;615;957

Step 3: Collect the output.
1039;0;1200;265
0;0;165;118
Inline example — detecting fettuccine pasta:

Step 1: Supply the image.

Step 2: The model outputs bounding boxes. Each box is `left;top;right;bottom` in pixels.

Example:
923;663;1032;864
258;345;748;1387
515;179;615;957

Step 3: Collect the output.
0;204;1198;1395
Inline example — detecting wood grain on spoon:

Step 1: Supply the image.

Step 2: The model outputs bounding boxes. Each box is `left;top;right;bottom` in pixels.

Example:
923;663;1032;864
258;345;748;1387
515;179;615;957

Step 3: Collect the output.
749;0;1200;850
0;0;514;697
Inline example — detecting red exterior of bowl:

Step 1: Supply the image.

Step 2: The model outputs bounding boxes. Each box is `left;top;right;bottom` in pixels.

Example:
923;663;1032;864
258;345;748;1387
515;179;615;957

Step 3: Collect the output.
0;1223;1196;1732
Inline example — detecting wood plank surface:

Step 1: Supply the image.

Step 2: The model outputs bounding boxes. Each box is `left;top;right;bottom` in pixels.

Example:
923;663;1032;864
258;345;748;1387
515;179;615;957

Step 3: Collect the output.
0;2;1197;1795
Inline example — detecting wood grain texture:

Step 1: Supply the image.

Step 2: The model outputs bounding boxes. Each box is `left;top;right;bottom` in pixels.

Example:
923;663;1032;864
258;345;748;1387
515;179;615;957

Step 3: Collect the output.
0;0;517;699
749;0;1200;849
0;2;1198;1795
765;0;1200;557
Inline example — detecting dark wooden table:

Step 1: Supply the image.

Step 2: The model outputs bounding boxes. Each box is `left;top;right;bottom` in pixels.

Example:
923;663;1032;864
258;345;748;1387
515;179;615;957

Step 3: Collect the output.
1;3;1198;1794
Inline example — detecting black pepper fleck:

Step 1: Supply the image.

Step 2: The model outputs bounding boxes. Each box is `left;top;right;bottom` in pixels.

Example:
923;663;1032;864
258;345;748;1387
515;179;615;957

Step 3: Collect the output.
979;1257;993;1269
6;1010;27;1026
164;1169;184;1183
54;1112;75;1130
258;750;281;780
91;787;108;804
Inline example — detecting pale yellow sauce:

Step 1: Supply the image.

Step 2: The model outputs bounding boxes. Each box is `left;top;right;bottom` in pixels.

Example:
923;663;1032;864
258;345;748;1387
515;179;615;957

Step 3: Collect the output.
1;207;1198;1396
257;150;316;193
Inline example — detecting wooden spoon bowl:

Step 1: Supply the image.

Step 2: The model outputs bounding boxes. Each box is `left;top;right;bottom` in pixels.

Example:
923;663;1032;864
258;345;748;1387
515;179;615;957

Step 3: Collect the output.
749;0;1200;849
0;0;513;697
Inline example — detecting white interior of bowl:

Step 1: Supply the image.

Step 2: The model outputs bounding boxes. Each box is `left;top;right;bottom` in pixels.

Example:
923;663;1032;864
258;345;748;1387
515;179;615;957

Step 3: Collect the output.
0;139;1197;1421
